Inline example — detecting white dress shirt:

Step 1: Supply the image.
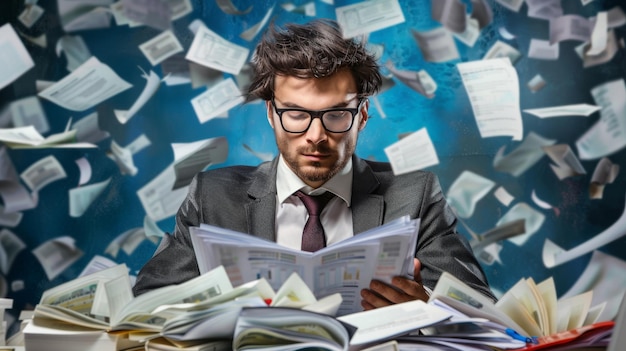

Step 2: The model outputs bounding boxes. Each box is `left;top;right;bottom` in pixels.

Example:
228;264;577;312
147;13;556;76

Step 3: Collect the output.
275;156;354;250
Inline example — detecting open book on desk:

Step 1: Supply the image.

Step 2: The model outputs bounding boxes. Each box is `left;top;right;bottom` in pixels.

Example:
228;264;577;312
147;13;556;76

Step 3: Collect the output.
430;271;611;342
190;215;420;316
32;264;237;334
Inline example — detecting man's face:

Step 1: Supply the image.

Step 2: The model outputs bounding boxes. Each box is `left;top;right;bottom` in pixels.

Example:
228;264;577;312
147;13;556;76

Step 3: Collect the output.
267;69;368;188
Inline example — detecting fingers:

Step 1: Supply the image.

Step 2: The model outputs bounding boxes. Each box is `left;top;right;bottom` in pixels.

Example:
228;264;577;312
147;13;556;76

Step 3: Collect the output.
413;258;423;283
360;278;429;310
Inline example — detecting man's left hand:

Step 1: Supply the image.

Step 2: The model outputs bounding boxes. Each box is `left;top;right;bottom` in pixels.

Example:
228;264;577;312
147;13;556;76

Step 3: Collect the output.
360;258;429;310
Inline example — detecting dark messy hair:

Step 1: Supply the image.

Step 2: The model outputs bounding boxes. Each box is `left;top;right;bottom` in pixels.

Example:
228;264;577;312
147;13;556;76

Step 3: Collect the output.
246;19;382;101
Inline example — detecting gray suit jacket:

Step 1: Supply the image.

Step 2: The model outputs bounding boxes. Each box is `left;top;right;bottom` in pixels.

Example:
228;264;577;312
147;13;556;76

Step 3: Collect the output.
133;156;496;301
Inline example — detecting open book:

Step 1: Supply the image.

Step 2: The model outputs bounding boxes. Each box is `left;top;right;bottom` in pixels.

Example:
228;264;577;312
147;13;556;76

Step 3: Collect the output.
232;306;356;351
190;215;420;316
430;271;608;338
32;264;237;334
30;261;344;347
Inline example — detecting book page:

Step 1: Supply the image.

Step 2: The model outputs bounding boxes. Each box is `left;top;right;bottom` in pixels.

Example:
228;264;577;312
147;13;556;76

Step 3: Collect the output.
191;216;419;316
495;281;543;337
430;271;530;336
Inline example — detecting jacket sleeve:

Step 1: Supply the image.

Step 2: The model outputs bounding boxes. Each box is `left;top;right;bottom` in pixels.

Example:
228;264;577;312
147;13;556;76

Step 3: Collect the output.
132;176;203;296
415;173;497;302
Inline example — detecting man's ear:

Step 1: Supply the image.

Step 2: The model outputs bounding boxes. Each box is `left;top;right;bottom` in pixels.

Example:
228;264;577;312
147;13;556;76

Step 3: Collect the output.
266;100;275;129
357;99;369;131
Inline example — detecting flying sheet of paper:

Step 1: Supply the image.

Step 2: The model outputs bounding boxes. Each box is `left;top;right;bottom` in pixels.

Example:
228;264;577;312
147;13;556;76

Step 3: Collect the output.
137;164;189;222
543;189;626;268
589;157;619;199
75;157;93;186
78;255;118;277
186;24;250;75
526;0;563;20
560;251;626;323
471;0;493;29
57;0;113;32
108;140;138;176
9;96;49;135
543;144;587;180
528;39;559;60
0;207;23;228
497;202;545;246
482;40;522;64
494;186;514;206
532;191;559;219
17;29;47;49
18;4;45;28
31;236;84;281
452;16;480;47
384;127;439;175
0;181;37;214
0;23;35;90
446;170;495;218
239;5;274;42
121;0;172;31
20;155;67;192
494;132;557;176
457;57;523;140
549;14;592;45
189;61;224;89
0;229;26;275
190;78;244;123
527;74;547;93
524;103;600;118
38;56;132;112
160;53;191;86
168;0;193;21
411;27;460;63
576;30;619;68
56;35;92;73
281;2;315;16
470;219;525;256
606;5;626;28
106;228;147;258
138;30;183;66
0;126;96;149
144;215;166;238
114;70;162;124
172;136;228;189
385;60;437;98
127;134;151;155
71;111;110;144
216;0;252;15
586;11;608;56
432;0;467;34
576;79;626;160
498;26;516;40
69;177;112;217
335;0;405;39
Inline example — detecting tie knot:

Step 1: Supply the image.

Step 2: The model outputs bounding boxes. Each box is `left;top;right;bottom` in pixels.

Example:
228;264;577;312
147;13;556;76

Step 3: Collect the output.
296;191;334;216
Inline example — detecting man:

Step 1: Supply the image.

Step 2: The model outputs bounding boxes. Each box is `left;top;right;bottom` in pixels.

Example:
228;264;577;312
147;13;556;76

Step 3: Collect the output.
133;19;496;307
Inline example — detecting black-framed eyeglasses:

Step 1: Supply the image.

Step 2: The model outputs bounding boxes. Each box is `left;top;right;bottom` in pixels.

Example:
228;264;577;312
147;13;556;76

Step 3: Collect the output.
271;98;364;133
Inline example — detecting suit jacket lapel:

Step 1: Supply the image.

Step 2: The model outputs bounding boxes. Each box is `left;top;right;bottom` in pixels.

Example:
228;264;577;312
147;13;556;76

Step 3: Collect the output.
244;156;384;239
245;159;278;242
351;156;384;234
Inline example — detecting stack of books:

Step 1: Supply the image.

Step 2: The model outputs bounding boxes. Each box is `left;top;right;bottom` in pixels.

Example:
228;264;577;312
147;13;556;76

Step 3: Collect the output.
20;218;618;350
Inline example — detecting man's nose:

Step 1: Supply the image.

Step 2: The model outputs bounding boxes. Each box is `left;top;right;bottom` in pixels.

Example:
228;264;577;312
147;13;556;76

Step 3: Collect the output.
306;117;327;144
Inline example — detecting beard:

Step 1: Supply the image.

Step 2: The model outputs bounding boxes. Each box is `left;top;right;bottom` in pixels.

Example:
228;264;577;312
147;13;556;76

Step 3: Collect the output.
281;141;355;185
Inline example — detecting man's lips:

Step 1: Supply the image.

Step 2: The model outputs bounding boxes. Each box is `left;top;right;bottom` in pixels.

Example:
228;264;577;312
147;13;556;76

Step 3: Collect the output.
302;153;329;160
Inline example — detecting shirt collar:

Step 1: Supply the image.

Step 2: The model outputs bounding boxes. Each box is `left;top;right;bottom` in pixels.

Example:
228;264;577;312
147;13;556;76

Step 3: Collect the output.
276;155;353;206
